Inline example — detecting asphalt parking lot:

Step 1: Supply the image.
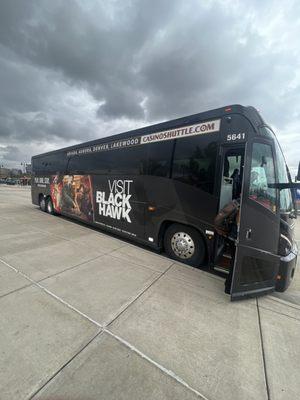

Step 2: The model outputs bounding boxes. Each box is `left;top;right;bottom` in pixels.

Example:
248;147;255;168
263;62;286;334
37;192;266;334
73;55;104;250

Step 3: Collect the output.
0;185;299;400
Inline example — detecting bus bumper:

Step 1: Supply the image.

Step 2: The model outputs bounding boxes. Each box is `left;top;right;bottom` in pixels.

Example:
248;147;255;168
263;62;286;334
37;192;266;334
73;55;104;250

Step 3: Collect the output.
276;246;298;292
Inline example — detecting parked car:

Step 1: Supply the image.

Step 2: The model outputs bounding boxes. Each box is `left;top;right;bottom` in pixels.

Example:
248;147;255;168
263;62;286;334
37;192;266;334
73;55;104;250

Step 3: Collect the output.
6;179;17;185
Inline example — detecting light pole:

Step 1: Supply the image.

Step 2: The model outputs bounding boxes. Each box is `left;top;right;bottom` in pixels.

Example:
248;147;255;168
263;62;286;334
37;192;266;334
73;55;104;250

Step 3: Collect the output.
21;162;31;185
21;162;30;174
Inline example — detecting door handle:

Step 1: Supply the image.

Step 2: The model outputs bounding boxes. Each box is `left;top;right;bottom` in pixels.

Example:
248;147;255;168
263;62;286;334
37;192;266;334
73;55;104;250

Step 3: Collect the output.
246;228;252;240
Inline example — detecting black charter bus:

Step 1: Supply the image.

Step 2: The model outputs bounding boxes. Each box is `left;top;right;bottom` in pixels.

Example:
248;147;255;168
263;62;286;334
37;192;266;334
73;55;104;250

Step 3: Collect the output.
31;105;299;300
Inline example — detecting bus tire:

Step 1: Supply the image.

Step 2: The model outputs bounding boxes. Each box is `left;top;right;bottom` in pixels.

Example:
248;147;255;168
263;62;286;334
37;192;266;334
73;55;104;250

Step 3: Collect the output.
39;195;46;212
164;223;205;267
46;197;55;215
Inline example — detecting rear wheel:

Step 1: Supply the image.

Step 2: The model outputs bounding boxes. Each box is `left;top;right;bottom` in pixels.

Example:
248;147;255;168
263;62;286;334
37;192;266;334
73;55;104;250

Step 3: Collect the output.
46;197;55;215
164;223;205;266
39;195;46;212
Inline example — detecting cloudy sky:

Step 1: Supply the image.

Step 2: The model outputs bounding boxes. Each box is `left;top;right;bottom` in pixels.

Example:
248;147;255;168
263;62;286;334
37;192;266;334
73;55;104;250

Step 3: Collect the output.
0;0;299;176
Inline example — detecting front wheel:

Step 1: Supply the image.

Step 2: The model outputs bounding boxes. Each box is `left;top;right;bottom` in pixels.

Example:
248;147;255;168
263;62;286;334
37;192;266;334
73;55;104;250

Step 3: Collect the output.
39;195;46;212
164;224;206;267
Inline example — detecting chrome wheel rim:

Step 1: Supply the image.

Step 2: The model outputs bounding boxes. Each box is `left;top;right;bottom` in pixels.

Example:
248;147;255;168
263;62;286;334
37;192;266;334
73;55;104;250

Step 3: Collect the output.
40;198;45;210
47;201;52;213
171;232;195;259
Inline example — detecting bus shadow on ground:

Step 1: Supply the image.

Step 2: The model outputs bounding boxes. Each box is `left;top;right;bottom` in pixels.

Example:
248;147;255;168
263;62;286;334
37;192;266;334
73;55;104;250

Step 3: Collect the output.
49;209;227;280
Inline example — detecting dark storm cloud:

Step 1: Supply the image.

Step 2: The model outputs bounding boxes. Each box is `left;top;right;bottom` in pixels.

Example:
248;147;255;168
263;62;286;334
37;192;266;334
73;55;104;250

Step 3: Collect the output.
0;0;299;173
0;145;22;162
0;0;180;120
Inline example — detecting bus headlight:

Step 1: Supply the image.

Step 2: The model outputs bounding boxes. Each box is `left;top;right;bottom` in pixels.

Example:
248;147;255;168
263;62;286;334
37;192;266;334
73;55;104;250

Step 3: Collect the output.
279;234;292;256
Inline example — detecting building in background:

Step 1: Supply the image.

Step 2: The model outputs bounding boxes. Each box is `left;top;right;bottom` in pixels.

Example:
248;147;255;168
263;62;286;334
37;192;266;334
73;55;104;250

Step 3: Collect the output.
0;167;10;179
0;166;31;185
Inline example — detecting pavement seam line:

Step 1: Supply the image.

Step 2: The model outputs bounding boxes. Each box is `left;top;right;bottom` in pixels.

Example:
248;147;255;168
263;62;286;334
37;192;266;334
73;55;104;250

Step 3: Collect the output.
104;329;210;400
1;256;209;400
0;257;103;328
256;298;271;400
28;328;104;400
108;250;173;274
105;263;174;327
0;282;33;299
258;304;300;323
22;224;79;245
268;295;300;311
26;221;131;254
0;255;209;400
27;213;131;248
36;253;107;283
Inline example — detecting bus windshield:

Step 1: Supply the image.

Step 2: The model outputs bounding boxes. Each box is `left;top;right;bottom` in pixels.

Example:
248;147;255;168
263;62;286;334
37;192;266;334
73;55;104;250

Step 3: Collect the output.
260;126;293;213
274;139;294;212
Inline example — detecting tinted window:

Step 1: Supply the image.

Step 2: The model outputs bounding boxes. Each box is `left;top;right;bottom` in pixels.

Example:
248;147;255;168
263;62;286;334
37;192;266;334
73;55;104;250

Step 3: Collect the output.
112;146;147;175
259;126;276;140
172;135;218;194
68;142;174;177
68;145;147;175
249;143;276;212
68;151;111;174
146;141;173;177
32;153;67;174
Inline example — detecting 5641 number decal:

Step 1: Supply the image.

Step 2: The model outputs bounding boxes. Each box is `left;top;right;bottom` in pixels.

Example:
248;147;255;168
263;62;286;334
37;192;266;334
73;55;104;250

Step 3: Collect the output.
226;133;246;141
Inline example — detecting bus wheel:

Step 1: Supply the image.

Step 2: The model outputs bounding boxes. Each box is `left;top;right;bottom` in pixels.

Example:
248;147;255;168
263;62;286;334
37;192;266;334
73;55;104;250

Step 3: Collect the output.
39;195;46;212
46;197;55;215
164;224;205;267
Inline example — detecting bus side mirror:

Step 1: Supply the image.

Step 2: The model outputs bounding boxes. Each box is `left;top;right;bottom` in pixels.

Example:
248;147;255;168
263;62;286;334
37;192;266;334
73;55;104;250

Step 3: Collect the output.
297;161;300;181
268;182;300;190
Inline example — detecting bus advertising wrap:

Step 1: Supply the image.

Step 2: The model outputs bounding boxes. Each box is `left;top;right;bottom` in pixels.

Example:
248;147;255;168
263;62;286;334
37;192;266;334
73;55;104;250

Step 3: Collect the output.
95;179;133;223
140;119;220;144
49;174;138;236
50;175;94;222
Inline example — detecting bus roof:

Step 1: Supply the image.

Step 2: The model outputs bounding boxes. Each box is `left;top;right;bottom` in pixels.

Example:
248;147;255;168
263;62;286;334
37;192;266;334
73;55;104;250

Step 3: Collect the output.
32;104;263;159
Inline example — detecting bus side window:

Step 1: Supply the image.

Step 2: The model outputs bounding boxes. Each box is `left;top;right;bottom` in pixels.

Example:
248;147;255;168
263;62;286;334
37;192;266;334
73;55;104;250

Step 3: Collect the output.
219;149;244;209
33;154;67;175
171;136;218;194
67;146;148;176
146;141;173;177
111;146;147;175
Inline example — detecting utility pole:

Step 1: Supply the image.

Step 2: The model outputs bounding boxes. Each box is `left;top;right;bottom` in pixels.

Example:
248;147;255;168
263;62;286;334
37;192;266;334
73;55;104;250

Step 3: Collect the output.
21;162;26;174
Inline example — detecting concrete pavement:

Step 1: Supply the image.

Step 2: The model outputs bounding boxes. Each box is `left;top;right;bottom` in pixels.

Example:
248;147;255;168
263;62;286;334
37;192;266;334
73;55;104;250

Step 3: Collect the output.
0;185;299;400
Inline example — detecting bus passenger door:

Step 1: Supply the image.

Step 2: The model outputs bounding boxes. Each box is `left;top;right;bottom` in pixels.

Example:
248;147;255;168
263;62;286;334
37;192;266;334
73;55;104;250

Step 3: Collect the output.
230;139;281;300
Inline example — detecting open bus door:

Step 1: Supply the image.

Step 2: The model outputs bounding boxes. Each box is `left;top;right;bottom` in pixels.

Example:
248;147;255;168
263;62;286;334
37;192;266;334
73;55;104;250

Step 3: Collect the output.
230;139;281;300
